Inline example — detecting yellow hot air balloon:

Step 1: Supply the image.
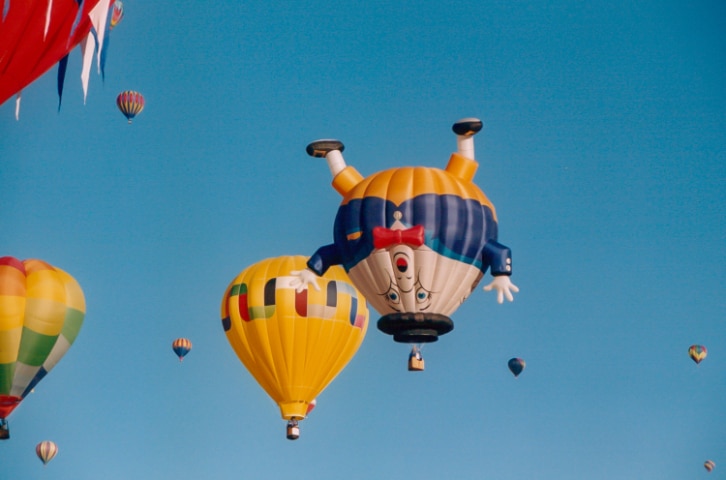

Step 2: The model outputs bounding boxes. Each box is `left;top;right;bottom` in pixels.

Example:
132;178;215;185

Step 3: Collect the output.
0;257;85;439
221;255;368;439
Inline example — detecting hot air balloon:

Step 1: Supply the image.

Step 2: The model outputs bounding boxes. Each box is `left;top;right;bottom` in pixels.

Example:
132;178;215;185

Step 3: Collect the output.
172;338;192;362
116;91;144;123
688;345;707;365
0;257;85;440
35;440;58;465
296;118;518;369
222;255;368;440
508;358;526;377
110;1;124;29
0;0;113;115
705;460;715;472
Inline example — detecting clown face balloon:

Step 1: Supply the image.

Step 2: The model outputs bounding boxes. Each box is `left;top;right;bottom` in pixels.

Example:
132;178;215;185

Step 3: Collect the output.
303;118;517;345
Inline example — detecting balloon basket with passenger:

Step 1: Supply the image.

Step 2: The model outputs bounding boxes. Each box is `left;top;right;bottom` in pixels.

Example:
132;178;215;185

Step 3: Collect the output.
284;400;318;441
407;345;425;372
286;419;300;440
0;418;9;440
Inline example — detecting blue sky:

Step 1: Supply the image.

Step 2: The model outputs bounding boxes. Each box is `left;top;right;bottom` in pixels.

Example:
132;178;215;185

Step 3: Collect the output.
1;1;724;478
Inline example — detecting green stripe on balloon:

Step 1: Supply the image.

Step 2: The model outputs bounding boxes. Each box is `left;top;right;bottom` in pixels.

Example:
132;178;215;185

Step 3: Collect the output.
17;329;58;366
0;364;13;393
60;308;84;345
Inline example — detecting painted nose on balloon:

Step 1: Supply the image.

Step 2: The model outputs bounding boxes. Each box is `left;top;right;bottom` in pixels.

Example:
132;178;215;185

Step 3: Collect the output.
396;258;408;272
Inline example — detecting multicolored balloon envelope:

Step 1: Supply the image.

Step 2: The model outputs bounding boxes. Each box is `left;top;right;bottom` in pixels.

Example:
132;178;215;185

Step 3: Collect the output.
221;255;368;436
36;440;58;465
508;358;526;377
116;91;145;123
688;344;707;365
301;119;518;357
0;257;85;438
172;338;192;361
110;0;124;29
705;460;715;472
0;0;111;107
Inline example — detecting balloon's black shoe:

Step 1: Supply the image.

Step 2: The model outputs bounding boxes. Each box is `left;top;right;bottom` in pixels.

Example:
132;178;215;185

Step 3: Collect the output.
306;140;345;157
452;118;483;136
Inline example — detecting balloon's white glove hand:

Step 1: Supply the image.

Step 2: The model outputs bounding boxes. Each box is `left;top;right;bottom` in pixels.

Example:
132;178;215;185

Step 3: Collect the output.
483;276;519;304
290;269;321;293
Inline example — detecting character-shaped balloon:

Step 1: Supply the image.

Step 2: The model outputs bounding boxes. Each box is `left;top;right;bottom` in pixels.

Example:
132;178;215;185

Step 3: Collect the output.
295;118;518;367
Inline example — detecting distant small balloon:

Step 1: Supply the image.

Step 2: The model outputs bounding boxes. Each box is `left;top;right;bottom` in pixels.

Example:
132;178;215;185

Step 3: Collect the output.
36;441;58;465
705;460;715;472
110;1;124;29
172;338;192;361
688;345;707;365
116;90;144;123
508;358;526;377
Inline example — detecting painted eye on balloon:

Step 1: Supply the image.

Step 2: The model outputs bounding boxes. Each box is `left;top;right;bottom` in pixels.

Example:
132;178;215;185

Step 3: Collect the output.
415;286;432;308
385;287;401;305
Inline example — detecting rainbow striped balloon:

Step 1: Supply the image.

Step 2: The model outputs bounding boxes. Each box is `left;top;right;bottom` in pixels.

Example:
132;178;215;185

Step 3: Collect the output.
0;257;85;426
688;344;707;365
116;90;145;124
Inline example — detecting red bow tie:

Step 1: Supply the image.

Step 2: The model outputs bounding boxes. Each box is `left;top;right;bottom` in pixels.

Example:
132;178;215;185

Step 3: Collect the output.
372;225;425;249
